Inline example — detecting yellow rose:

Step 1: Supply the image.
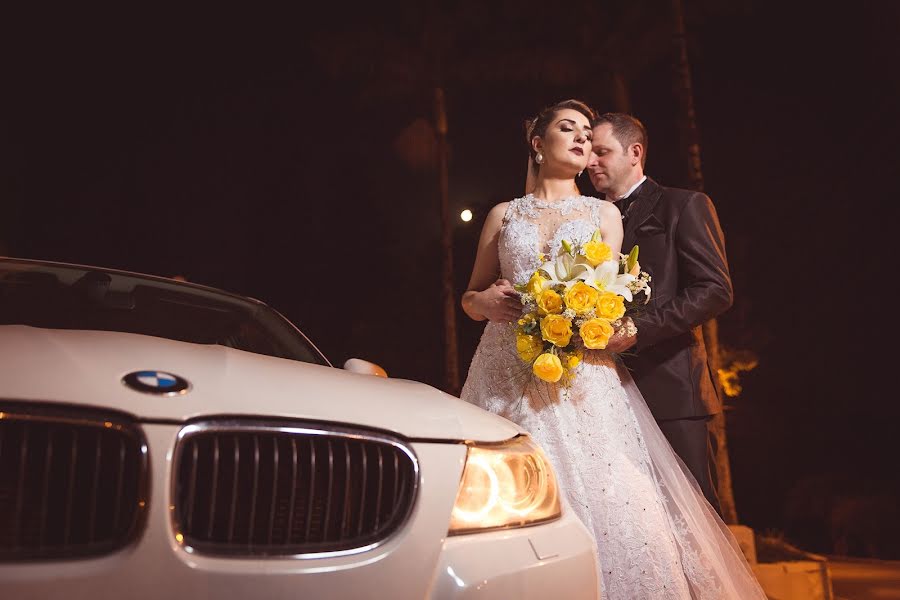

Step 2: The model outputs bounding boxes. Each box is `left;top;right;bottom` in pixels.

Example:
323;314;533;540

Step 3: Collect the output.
536;289;563;315
517;312;537;327
526;272;547;296
564;281;599;315
595;292;626;320
533;353;564;383
579;318;614;350
563;349;583;369
516;333;544;363
540;314;573;347
583;240;613;267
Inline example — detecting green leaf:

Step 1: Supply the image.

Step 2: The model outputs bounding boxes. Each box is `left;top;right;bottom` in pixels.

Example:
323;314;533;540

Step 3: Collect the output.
591;229;603;243
561;239;573;255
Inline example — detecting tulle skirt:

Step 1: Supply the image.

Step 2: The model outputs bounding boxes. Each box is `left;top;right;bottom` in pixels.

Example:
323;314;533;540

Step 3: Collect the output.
460;322;765;599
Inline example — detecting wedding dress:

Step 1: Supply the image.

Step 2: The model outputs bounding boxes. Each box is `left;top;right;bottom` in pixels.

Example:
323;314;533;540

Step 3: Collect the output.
460;194;765;599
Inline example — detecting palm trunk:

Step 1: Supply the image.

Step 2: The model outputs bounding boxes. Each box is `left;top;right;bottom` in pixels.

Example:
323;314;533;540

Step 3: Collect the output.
434;86;460;395
671;0;704;193
611;71;631;113
670;0;738;524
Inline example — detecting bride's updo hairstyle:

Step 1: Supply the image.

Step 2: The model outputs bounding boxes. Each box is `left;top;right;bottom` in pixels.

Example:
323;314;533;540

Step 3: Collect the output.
525;99;596;169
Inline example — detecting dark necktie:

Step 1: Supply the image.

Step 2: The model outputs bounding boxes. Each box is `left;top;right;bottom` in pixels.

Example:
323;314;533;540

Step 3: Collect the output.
617;182;645;223
618;192;638;222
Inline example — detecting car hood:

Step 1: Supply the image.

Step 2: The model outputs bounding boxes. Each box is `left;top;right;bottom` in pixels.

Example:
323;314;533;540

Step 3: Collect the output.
0;326;523;442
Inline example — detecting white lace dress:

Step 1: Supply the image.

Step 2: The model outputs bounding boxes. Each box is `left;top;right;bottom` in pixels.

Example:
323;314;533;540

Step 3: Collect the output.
460;194;765;599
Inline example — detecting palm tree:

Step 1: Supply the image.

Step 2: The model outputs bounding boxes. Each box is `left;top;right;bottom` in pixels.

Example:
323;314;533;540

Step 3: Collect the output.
669;0;739;524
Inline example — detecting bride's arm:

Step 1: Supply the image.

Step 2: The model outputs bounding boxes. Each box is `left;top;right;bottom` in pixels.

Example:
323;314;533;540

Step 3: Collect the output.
596;200;638;352
597;200;624;255
461;202;521;323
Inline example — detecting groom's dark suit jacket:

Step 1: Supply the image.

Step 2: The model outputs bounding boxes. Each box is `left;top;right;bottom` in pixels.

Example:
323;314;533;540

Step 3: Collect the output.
620;178;732;421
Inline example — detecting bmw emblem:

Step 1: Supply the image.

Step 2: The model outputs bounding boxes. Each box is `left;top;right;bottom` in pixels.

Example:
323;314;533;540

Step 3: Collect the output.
122;371;191;396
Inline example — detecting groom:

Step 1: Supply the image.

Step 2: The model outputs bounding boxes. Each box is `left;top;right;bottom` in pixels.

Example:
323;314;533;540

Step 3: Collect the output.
587;113;732;514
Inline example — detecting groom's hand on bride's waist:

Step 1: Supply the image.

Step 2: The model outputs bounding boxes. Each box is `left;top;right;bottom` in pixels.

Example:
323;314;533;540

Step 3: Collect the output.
606;317;638;353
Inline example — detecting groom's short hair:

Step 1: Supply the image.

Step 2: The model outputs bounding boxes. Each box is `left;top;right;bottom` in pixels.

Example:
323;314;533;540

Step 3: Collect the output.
594;113;648;168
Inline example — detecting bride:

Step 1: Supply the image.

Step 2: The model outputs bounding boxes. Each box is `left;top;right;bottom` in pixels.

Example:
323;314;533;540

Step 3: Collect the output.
459;99;765;599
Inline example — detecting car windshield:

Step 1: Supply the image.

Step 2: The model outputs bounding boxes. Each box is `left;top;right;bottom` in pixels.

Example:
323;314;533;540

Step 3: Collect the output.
0;260;328;366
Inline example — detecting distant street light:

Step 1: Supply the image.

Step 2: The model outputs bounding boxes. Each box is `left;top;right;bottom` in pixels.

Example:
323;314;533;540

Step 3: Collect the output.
460;209;473;223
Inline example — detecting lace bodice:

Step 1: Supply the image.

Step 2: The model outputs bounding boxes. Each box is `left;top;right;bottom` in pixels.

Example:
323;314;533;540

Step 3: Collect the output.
498;194;605;284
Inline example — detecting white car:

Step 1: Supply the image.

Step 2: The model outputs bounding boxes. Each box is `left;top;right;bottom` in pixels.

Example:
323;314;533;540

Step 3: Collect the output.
0;257;599;599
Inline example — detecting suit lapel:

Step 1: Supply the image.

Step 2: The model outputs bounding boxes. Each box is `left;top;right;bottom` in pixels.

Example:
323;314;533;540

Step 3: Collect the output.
623;177;663;247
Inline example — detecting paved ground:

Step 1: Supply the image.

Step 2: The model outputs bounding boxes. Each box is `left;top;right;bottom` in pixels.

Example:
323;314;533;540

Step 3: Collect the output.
829;557;900;600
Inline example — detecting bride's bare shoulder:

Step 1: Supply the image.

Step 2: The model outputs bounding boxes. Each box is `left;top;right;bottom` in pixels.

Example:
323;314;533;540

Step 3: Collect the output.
595;198;622;219
488;201;511;217
476;201;513;239
484;201;512;225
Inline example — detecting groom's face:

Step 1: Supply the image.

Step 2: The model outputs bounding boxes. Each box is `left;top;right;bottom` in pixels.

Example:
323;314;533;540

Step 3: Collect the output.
587;123;634;196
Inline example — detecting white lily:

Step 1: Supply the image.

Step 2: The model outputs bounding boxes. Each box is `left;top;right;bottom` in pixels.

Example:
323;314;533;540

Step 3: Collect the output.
629;277;652;303
588;260;637;301
637;280;652;303
538;252;593;288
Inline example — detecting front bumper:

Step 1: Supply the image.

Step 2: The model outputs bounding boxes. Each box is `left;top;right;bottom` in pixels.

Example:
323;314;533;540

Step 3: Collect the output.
0;423;598;599
429;505;599;599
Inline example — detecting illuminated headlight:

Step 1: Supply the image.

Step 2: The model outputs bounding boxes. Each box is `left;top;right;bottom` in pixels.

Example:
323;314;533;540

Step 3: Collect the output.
449;436;561;534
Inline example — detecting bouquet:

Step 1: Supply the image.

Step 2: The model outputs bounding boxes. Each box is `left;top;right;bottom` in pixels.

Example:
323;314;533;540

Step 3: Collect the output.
513;230;652;384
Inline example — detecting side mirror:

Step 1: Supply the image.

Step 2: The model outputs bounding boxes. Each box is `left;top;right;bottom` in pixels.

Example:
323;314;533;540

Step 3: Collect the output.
343;358;388;378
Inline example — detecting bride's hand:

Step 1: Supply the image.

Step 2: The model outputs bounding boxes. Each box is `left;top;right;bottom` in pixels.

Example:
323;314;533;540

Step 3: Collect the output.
472;279;522;323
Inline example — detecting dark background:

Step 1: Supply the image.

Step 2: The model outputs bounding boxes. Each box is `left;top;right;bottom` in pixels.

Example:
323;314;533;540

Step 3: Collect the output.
3;1;898;557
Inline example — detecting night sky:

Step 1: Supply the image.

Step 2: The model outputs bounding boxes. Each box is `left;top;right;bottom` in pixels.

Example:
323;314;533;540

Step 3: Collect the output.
4;1;899;556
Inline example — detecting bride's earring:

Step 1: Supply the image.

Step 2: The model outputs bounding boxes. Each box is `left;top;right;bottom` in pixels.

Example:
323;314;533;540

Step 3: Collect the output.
535;152;544;164
578;170;584;177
